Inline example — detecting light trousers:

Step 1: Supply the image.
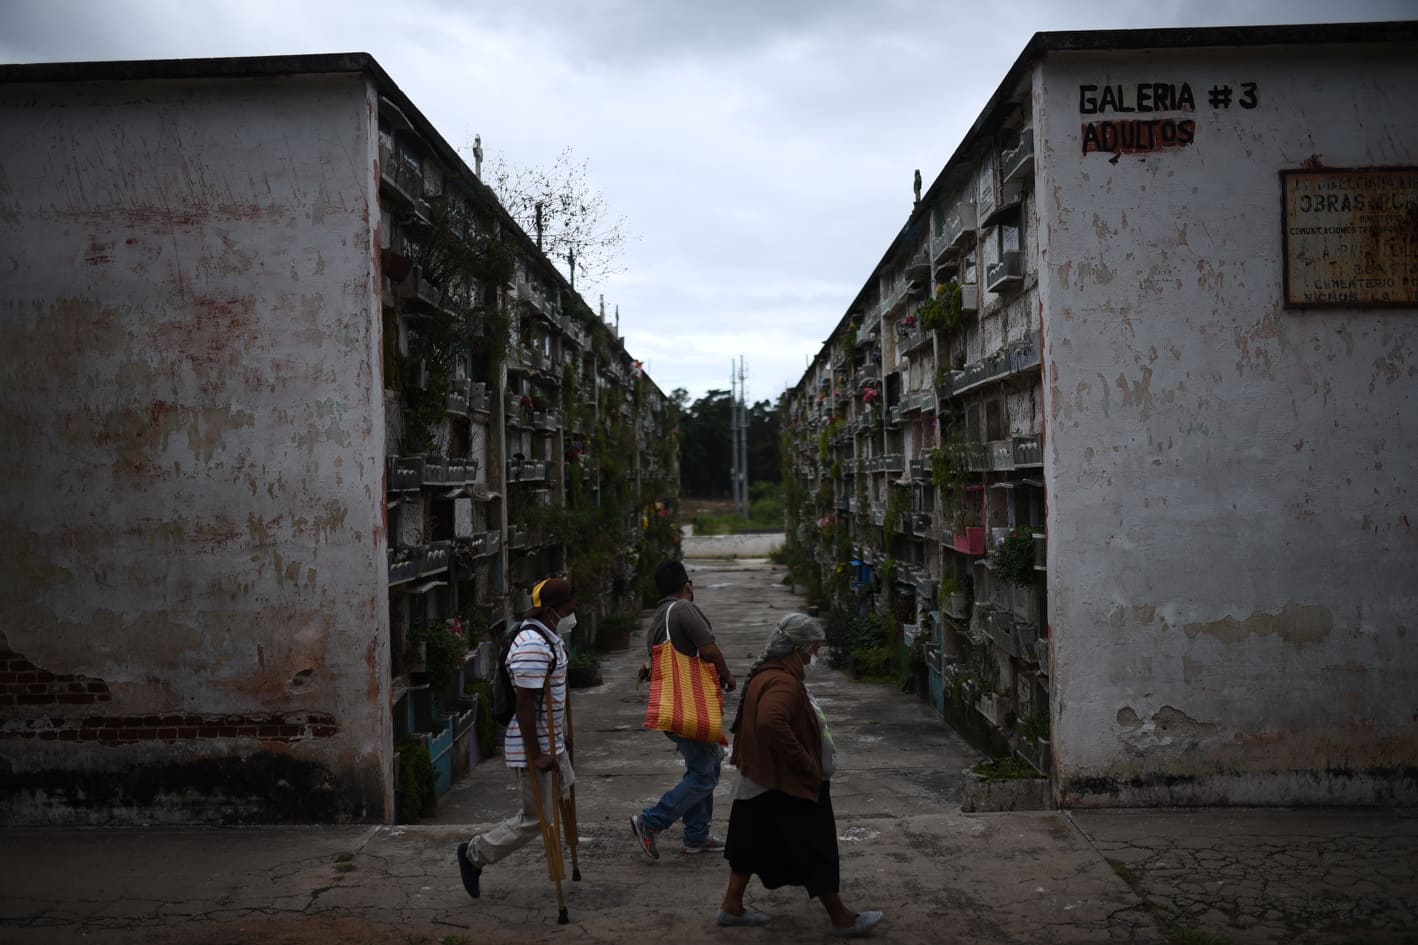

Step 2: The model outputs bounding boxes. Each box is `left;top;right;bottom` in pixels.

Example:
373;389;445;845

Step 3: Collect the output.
465;752;576;870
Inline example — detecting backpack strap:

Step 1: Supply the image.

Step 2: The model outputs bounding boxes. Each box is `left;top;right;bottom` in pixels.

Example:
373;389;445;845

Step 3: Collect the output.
518;618;561;669
513;619;562;721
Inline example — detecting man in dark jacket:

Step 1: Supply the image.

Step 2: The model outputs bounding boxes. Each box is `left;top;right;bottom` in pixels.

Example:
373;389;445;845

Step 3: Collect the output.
629;560;735;859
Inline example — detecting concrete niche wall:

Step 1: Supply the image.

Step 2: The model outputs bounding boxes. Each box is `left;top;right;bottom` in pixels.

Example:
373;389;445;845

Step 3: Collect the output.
0;72;392;822
1036;42;1418;805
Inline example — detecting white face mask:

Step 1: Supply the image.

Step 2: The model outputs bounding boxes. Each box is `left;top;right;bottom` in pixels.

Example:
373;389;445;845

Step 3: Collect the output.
559;612;578;634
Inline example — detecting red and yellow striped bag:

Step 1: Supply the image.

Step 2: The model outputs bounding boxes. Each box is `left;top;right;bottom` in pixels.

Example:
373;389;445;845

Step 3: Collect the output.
642;602;728;745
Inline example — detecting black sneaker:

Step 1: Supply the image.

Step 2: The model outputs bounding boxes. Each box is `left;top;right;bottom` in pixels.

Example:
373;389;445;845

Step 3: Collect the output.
456;841;482;898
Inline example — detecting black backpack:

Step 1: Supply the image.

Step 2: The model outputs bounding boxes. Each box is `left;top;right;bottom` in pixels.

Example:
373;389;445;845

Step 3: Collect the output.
490;620;561;726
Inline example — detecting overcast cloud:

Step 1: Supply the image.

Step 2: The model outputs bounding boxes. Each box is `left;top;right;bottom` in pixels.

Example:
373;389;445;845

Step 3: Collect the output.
1;0;1411;403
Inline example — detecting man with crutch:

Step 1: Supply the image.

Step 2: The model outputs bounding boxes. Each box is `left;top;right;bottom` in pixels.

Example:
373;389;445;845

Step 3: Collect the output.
457;578;577;917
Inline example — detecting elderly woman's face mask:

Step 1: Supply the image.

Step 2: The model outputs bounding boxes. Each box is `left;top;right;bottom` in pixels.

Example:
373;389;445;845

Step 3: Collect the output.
806;640;822;668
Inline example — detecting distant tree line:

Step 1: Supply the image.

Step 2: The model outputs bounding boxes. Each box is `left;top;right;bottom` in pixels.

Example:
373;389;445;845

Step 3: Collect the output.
672;389;781;498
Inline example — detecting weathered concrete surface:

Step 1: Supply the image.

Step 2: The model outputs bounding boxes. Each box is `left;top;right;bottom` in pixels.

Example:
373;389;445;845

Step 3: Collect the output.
1037;43;1418;806
0;72;391;822
681;532;785;558
1;559;1415;944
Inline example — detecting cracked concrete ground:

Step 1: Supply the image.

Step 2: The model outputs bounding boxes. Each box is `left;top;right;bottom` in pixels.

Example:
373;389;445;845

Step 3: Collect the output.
2;558;1415;944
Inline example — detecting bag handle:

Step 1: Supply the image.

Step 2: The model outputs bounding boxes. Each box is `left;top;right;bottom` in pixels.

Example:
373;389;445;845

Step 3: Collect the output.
659;600;679;647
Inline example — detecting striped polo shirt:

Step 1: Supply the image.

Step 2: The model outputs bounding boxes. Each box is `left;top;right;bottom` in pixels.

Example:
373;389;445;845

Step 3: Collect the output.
501;619;568;768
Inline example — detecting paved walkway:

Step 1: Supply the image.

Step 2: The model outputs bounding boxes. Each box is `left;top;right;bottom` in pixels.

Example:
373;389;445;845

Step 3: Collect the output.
2;558;1415;944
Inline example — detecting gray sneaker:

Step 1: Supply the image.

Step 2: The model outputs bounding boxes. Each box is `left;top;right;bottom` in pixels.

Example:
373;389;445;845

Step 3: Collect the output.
682;834;726;854
629;814;660;860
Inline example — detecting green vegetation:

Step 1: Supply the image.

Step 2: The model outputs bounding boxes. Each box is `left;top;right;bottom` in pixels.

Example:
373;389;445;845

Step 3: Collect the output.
1019;710;1051;742
462;679;498;759
595;611;638;651
395;741;437;820
691;481;785;534
1162;928;1230;945
410;619;467;699
918;280;966;332
824;611;899;681
994;525;1037;587
972;756;1040;781
674;388;780;497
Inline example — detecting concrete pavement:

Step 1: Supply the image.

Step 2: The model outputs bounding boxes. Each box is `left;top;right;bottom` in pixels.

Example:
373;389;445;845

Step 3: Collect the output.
2;558;1415;944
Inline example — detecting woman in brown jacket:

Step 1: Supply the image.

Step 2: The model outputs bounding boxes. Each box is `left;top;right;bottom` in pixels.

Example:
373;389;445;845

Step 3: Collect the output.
716;613;883;938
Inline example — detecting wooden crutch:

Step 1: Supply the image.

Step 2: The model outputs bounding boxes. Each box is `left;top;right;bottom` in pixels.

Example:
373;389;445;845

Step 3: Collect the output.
526;753;569;924
560;692;582;881
527;668;569;924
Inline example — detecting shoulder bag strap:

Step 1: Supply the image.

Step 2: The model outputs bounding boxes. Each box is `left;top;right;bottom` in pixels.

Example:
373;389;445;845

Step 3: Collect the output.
660;600;679;647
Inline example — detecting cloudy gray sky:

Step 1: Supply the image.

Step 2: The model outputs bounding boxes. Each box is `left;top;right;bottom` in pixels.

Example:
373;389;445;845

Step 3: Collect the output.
1;0;1411;403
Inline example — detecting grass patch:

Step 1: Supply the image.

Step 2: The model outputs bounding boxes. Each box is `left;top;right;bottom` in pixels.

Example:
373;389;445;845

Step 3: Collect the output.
1162;927;1229;945
972;756;1042;781
1106;858;1143;894
1108;858;1232;945
689;482;785;534
335;852;354;863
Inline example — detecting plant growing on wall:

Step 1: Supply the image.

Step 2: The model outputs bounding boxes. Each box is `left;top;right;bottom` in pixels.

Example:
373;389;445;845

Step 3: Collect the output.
884;486;911;550
410;618;467;699
853;464;870;533
400;334;453;454
930;441;968;493
917;295;946;332
994;526;1037;587
945;280;965;329
462;678;498;759
396;741;437;820
1019;709;1050;743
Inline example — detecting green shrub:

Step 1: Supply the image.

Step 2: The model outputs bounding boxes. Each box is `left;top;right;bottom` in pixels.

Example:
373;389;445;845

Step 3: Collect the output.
824;610;896;678
748;484;784;529
852;644;898;682
411;619;467;696
1019;710;1051;742
463;679;498;759
994;526;1037;587
396;741;437;820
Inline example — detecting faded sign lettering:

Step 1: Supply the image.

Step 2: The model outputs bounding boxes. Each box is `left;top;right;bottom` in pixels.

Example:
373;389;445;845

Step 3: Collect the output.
1282;168;1418;307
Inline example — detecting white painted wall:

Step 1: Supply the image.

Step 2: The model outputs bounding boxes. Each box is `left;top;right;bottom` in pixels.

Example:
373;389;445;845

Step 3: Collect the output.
1037;45;1418;805
0;73;391;821
682;533;785;559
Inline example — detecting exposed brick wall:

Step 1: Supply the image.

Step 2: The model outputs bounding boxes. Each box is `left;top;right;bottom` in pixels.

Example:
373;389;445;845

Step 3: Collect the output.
0;647;112;707
0;712;340;744
0;647;338;744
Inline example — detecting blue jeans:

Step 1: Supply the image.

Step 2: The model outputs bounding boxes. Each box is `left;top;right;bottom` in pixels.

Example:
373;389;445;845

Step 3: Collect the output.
639;733;721;843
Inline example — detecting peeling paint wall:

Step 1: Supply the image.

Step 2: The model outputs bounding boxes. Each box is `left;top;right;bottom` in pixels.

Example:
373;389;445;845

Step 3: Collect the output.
1037;45;1418;806
0;74;391;822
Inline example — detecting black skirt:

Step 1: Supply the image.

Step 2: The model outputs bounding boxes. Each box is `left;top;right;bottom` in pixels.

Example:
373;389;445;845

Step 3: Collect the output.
724;780;839;899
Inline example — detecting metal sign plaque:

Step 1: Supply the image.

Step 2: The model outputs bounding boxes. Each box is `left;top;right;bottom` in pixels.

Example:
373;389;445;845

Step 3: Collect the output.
1281;168;1418;307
